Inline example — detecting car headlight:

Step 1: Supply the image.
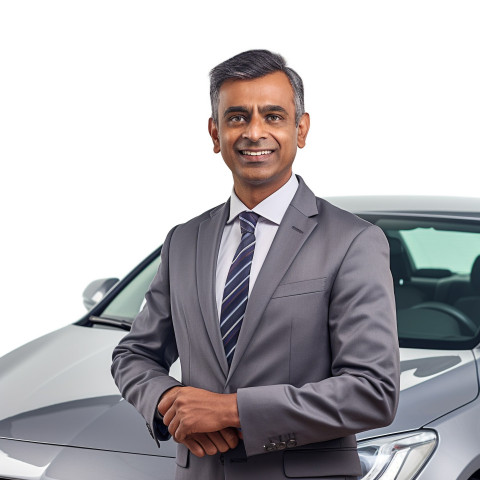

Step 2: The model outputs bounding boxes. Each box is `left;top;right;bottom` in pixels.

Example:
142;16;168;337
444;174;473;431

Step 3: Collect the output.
357;430;437;480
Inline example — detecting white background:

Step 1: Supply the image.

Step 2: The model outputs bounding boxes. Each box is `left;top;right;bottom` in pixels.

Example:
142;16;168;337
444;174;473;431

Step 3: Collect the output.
1;0;479;357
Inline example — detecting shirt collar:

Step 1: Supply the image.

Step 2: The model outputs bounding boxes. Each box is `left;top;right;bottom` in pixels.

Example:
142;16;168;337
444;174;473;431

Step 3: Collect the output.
228;173;299;225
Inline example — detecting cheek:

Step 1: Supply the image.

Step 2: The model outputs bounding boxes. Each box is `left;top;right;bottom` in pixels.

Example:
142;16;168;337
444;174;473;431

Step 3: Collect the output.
220;148;238;173
277;129;298;151
219;132;236;152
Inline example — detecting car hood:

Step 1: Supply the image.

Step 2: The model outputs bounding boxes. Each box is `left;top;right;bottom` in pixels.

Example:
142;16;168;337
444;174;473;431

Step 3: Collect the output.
357;347;479;440
0;325;478;453
0;325;176;457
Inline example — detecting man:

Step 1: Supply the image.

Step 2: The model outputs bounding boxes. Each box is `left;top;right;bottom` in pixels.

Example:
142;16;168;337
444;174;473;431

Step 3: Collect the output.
112;49;400;480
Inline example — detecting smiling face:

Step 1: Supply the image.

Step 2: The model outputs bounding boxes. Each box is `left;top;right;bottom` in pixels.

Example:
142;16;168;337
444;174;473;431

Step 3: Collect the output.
208;71;310;207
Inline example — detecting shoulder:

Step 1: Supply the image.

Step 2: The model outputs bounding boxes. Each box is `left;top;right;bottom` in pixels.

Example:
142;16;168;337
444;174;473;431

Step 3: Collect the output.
168;201;227;240
314;196;387;250
316;196;372;231
294;175;372;234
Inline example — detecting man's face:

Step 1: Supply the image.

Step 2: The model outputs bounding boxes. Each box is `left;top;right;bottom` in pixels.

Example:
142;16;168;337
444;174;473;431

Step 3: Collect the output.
208;71;309;195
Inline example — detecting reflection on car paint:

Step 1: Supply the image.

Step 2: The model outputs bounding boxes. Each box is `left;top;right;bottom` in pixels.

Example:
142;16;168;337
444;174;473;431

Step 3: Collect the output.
400;355;462;377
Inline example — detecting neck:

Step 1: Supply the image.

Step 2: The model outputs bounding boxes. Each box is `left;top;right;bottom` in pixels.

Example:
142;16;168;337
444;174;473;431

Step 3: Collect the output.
233;174;292;209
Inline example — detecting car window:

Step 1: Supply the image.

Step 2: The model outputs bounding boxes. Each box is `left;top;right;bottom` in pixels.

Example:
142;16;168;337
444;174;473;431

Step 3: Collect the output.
372;216;480;349
101;255;161;320
400;228;480;274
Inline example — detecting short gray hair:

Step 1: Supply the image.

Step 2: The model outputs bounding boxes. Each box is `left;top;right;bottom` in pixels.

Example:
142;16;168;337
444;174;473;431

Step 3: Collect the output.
209;49;305;126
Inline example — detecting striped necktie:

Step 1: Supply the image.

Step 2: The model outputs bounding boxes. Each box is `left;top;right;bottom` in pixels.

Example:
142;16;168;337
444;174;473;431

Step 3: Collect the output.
220;211;259;367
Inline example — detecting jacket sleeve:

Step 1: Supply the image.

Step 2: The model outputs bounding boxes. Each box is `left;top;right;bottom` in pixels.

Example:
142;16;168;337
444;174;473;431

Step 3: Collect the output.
236;224;400;457
111;226;182;445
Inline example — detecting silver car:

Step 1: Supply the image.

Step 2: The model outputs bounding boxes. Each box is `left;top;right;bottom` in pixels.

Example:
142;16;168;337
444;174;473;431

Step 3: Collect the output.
1;196;480;480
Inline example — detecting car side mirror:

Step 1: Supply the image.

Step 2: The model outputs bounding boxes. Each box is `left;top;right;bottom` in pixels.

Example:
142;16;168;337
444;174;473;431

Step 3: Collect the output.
83;278;119;311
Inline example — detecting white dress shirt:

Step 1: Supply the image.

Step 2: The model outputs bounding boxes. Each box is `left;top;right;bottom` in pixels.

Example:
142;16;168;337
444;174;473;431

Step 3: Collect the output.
215;174;299;319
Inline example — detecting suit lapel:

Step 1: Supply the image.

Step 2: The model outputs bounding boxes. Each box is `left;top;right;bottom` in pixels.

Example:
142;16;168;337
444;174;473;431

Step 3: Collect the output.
227;178;319;381
196;201;230;378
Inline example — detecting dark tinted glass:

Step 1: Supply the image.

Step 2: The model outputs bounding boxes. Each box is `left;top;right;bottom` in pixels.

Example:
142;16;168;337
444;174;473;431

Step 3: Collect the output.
363;215;480;349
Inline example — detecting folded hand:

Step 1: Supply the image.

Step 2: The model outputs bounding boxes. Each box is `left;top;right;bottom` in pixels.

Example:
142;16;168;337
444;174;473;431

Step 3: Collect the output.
158;386;241;456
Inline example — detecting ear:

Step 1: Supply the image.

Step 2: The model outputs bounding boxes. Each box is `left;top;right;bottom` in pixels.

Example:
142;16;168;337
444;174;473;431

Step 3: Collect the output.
297;113;310;149
208;118;221;154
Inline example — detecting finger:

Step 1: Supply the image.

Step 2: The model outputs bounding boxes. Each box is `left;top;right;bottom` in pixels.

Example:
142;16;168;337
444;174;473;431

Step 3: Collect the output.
191;434;218;456
174;415;197;443
167;414;180;439
157;398;173;417
206;431;230;453
183;437;206;458
219;428;240;449
158;387;181;416
162;405;175;426
174;420;188;443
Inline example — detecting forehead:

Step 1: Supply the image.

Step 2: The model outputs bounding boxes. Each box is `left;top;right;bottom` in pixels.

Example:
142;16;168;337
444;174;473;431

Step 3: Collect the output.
218;71;295;111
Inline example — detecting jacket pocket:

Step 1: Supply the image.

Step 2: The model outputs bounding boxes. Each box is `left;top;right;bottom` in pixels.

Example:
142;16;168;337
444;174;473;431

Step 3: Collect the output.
283;448;362;478
272;277;327;299
176;443;189;468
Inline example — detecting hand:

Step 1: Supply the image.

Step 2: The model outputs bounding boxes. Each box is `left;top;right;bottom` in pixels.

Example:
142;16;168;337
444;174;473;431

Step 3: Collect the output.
158;386;240;443
182;429;240;457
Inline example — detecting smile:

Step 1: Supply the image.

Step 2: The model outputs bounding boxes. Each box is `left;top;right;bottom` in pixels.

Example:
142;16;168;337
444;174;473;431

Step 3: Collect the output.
240;150;273;156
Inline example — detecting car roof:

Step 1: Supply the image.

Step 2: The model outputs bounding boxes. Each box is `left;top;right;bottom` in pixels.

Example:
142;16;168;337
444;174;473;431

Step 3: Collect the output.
325;195;480;219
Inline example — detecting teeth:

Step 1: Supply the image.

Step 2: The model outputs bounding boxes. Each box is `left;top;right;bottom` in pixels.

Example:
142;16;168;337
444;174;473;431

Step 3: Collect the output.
241;150;272;156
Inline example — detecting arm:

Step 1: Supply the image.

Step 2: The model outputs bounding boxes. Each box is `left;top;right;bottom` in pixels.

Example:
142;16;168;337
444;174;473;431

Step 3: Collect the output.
111;227;183;444
112;228;240;454
236;225;400;456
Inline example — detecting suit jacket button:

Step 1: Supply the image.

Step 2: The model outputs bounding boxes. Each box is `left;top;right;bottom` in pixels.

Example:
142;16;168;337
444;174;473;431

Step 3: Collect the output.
264;442;276;452
277;441;287;450
287;439;297;448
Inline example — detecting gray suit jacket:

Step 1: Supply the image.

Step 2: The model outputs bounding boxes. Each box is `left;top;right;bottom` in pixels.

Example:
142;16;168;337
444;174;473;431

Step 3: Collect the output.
111;176;400;480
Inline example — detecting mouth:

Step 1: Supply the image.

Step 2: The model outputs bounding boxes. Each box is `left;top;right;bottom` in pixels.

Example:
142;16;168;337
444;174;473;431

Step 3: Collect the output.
239;150;274;160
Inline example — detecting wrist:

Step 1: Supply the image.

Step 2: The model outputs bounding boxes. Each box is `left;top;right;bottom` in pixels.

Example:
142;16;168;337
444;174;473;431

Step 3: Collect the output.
224;393;241;428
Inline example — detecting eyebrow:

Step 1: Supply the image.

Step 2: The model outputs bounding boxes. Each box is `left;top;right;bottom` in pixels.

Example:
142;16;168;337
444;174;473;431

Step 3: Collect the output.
260;105;289;116
223;106;249;118
223;105;289;118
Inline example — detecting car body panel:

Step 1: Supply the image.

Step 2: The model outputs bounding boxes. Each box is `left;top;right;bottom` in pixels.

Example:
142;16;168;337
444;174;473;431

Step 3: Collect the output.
0;438;176;480
0;326;123;421
357;348;478;440
326;195;480;217
418;391;480;479
0;325;178;457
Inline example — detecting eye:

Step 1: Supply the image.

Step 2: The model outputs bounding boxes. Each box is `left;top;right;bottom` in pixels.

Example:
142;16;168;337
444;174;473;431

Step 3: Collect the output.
228;115;247;123
266;114;282;122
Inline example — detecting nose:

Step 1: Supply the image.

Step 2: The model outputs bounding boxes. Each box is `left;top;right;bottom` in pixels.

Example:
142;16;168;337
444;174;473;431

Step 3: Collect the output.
242;113;266;142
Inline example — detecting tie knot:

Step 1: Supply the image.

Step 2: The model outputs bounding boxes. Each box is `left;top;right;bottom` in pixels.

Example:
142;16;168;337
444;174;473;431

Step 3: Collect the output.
239;211;259;235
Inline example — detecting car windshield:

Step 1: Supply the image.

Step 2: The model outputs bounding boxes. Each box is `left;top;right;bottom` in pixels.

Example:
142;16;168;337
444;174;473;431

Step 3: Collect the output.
96;214;480;350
